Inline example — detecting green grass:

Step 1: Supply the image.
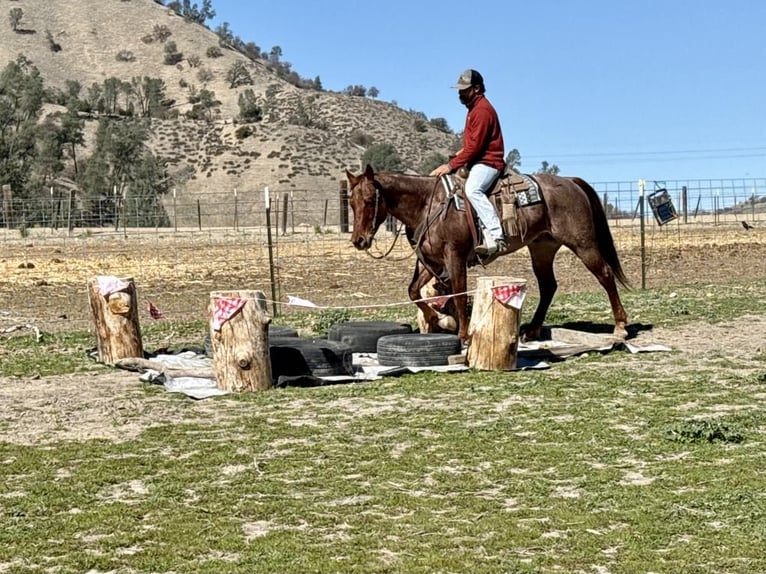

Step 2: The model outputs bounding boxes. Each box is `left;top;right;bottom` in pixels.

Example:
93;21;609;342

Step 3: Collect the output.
1;279;765;572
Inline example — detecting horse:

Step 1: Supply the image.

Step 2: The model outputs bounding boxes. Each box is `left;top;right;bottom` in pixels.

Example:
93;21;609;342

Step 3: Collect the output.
345;164;630;344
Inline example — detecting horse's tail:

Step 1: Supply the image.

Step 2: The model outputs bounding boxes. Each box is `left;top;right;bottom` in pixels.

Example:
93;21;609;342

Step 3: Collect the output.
570;177;630;289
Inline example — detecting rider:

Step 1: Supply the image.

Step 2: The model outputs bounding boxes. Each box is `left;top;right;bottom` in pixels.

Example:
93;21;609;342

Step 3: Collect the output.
430;69;507;260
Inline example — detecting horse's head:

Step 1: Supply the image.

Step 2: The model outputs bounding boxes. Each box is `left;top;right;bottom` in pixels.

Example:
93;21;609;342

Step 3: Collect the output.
346;164;388;250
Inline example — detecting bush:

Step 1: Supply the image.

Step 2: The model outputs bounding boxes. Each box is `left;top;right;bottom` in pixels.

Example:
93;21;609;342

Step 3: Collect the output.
197;68;214;83
235;125;253;139
45;30;62;52
206;46;223;58
116;50;135;62
187;55;201;68
163;42;183;65
153;24;171;42
413;118;427;133
349;129;372;147
361;143;403;172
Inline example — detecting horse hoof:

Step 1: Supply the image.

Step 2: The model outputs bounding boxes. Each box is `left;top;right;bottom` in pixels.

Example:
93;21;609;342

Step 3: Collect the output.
612;325;628;341
520;325;542;342
437;314;457;332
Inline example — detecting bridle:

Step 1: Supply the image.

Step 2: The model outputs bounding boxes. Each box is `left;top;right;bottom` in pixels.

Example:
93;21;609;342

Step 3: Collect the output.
361;180;411;261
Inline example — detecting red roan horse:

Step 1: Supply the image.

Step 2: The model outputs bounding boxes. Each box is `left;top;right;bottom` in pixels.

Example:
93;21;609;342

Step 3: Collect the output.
346;165;629;343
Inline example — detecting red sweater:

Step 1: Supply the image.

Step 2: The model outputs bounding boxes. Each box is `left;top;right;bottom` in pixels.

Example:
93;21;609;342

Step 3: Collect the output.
448;94;505;172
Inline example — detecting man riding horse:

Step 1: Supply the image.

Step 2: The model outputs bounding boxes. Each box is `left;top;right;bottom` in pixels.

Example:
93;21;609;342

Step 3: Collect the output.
430;69;508;263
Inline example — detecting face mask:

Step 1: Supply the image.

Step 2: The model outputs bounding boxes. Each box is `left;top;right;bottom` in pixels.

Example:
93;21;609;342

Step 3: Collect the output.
458;88;474;106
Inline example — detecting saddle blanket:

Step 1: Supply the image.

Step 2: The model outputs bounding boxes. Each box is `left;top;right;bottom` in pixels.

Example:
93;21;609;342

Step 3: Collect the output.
513;173;543;206
440;172;543;209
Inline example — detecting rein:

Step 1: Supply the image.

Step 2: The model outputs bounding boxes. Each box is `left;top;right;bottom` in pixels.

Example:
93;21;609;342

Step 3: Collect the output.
409;180;451;284
366;220;409;260
365;183;411;261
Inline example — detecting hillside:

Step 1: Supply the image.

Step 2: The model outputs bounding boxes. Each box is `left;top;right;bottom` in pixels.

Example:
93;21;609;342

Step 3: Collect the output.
0;0;458;223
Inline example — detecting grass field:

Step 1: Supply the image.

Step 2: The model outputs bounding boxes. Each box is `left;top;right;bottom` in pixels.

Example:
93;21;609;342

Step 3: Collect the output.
1;271;765;573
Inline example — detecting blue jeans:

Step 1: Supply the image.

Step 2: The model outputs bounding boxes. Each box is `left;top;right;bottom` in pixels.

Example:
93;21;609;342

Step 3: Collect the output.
465;163;503;243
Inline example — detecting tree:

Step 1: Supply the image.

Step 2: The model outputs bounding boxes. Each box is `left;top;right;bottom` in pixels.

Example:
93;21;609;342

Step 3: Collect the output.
237;89;262;121
29;119;65;190
226;61;253;88
169;0;215;24
344;85;367;97
505;148;521;171
187;88;219;120
79;118;169;226
368;86;379;99
269;46;283;64
60;109;85;177
131;76;167;117
0;57;45;199
361;143;403;172
9;8;23;32
215;22;235;47
536;160;560;175
419;153;448;175
429;117;451;133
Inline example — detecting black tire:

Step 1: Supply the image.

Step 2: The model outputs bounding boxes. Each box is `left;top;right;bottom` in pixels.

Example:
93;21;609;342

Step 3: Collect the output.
204;324;298;357
269;325;299;338
269;337;353;379
327;321;413;353
376;333;462;367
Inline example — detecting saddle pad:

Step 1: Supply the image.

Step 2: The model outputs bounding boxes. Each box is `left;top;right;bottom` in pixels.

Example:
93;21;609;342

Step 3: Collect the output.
440;174;465;210
516;174;543;207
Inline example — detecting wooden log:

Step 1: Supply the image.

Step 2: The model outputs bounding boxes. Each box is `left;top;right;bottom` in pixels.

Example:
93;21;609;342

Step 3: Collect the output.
209;290;272;392
87;276;143;364
466;276;526;371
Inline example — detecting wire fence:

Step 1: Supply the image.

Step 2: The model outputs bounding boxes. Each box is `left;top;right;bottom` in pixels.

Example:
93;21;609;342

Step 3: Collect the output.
1;176;764;336
2;177;765;233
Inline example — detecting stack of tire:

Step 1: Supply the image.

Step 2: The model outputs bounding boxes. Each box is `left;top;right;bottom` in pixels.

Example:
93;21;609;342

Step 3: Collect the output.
327;321;413;353
376;333;462;367
205;325;355;384
328;320;462;368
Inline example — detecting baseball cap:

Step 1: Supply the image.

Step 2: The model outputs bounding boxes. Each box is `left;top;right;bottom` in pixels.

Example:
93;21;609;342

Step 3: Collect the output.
453;69;483;89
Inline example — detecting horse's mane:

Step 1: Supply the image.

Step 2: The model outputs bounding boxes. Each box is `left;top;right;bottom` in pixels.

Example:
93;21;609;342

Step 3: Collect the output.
375;171;439;195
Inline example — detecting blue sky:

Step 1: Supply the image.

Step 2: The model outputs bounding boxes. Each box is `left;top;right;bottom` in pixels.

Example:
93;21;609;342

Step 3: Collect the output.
209;1;766;183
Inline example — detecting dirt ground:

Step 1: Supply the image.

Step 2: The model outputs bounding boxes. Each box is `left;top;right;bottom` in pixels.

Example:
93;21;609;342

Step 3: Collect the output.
1;227;765;330
1;230;764;447
1;314;764;446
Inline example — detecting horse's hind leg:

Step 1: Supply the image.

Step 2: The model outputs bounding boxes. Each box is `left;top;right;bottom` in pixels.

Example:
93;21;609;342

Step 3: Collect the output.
409;263;444;333
523;239;561;341
571;245;629;340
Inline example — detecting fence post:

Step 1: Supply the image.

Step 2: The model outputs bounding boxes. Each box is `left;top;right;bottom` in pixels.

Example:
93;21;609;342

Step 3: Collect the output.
1;184;11;230
264;187;278;317
281;192;288;235
234;188;238;231
682;185;688;224
339;180;349;233
173;188;178;233
197;199;202;231
639;179;646;290
67;189;74;236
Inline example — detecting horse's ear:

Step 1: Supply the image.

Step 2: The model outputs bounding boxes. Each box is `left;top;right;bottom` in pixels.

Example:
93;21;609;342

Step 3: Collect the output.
345;169;357;183
364;164;375;179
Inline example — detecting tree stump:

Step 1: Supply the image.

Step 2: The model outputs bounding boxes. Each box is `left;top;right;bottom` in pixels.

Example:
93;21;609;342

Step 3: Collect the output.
466;276;527;371
209;290;272;392
87;276;143;364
